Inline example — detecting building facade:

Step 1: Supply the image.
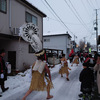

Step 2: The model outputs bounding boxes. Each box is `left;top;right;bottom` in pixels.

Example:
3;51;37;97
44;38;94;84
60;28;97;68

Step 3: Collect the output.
0;0;46;71
43;33;71;58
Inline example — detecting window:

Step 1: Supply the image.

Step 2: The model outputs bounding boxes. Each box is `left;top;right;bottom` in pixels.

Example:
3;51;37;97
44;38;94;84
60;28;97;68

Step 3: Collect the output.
26;13;31;22
26;12;38;26
29;45;35;53
32;16;37;25
44;39;50;42
0;0;7;13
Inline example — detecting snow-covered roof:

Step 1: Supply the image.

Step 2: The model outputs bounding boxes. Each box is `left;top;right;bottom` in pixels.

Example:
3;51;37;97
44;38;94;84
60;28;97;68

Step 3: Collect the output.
43;33;72;38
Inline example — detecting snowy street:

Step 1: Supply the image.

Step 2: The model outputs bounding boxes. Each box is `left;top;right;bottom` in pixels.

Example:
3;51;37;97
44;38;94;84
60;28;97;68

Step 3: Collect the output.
0;61;83;100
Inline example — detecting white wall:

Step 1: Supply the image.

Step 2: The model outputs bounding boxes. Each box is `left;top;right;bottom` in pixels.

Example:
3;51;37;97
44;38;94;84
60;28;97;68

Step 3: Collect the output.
43;35;71;58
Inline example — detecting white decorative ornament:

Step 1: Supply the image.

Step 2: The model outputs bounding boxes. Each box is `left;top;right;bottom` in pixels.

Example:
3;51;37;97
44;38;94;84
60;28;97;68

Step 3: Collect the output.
19;23;39;42
19;23;42;52
30;34;42;52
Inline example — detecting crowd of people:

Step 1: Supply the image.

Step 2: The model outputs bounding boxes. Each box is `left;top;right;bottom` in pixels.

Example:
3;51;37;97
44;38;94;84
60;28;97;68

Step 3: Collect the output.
0;48;100;100
69;50;100;99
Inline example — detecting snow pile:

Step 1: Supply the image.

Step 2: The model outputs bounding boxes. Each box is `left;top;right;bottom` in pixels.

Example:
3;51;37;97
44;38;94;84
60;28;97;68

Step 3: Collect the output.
0;66;33;99
0;64;60;99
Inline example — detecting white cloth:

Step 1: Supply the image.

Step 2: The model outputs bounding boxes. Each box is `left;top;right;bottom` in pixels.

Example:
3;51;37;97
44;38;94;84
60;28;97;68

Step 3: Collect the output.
7;64;11;74
33;60;46;73
61;61;64;67
89;58;94;64
59;64;62;70
0;74;4;79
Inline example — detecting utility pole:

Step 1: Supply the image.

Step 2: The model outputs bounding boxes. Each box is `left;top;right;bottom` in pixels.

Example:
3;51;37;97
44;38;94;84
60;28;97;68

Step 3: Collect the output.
74;35;77;52
83;37;86;50
94;9;98;52
83;37;86;44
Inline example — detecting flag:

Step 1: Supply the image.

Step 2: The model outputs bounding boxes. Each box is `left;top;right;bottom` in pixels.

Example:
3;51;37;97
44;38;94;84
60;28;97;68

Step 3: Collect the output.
69;49;74;57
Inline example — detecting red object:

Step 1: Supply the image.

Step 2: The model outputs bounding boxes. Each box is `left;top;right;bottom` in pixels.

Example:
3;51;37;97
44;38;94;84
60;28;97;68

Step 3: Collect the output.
84;57;90;63
44;53;47;61
69;49;74;57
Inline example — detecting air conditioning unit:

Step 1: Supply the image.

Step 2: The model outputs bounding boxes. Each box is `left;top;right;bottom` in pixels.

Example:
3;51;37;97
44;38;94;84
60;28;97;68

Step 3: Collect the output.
13;28;20;36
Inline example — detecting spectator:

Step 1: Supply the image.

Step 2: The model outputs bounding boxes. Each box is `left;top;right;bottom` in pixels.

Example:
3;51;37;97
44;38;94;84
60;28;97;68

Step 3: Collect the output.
94;51;98;65
88;54;95;68
84;54;95;68
94;55;100;96
0;49;9;94
79;63;94;98
84;55;89;63
80;53;84;63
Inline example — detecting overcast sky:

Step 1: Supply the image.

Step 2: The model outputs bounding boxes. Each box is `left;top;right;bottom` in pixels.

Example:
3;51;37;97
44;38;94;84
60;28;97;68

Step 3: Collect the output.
27;0;100;45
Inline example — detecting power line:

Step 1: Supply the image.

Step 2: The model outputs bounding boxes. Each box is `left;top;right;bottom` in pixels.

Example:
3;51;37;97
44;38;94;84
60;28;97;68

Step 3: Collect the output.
46;17;61;22
44;0;75;36
90;0;96;8
81;0;91;16
47;16;93;26
41;0;58;21
64;0;85;27
41;0;75;36
68;0;92;34
87;0;94;9
95;0;99;9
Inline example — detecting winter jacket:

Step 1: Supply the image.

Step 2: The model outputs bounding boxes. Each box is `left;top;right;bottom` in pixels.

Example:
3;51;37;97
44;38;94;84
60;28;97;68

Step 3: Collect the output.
79;68;94;93
0;56;7;84
84;57;95;67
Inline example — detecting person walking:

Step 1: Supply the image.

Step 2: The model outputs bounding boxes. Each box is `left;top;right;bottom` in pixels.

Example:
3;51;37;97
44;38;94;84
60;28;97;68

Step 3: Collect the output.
71;54;79;66
0;49;9;94
59;54;71;81
69;49;74;63
80;53;84;63
22;50;53;100
94;51;98;65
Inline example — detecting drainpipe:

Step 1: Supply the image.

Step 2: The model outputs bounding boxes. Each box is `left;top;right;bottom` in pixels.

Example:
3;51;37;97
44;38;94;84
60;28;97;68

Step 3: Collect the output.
9;0;12;34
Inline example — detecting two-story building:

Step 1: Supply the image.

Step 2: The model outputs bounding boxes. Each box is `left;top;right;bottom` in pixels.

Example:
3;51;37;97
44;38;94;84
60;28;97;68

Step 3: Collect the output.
0;0;46;71
43;33;72;58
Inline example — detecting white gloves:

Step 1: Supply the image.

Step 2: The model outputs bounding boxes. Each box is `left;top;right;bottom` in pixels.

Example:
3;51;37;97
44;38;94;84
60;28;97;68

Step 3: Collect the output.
0;73;4;79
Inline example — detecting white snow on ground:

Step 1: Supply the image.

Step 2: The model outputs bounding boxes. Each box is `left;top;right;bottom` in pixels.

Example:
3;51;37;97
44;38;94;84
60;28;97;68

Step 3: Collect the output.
0;60;83;100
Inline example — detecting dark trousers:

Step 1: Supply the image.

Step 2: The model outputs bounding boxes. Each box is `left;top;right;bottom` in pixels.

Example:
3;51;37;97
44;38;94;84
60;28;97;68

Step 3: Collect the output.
0;80;5;92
